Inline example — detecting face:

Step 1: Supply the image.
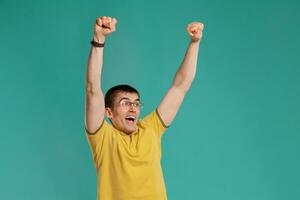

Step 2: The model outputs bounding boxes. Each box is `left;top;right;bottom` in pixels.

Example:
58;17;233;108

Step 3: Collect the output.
105;92;141;134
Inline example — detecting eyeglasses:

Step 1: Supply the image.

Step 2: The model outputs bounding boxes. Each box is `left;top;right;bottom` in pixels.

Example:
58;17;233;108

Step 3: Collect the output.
119;100;144;109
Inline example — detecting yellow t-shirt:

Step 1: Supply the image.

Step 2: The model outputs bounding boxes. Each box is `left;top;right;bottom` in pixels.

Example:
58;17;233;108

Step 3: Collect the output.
85;109;168;200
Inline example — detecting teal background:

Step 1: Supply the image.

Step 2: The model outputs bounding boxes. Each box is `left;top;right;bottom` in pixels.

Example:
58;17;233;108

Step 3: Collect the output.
1;0;300;199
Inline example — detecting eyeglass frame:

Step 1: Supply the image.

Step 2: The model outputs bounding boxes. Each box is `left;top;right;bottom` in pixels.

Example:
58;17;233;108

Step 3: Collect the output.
117;98;144;110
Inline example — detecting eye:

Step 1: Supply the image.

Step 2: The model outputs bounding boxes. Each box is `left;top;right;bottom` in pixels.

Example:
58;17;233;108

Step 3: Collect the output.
120;101;128;107
125;101;131;106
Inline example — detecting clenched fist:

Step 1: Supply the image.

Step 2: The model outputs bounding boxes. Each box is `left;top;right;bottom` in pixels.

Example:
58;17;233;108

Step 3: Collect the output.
187;22;204;42
94;16;118;42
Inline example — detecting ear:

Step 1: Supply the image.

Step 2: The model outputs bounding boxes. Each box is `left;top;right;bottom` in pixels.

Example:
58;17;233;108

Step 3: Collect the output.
105;107;113;119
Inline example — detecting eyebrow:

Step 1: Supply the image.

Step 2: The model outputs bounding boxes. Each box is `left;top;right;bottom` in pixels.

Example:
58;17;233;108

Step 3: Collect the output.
118;97;140;103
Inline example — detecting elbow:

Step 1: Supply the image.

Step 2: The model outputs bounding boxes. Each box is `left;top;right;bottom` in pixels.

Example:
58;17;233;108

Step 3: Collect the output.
173;77;194;93
172;81;192;93
85;82;100;95
181;83;192;93
173;72;195;91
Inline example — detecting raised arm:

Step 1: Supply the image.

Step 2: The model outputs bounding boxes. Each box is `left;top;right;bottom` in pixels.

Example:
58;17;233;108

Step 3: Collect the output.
85;16;117;134
157;22;204;127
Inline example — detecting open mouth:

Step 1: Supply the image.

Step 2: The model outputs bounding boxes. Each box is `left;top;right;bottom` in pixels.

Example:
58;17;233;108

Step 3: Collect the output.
125;116;136;124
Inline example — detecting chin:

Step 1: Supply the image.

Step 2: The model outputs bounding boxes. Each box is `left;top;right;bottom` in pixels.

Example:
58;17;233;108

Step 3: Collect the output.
127;129;135;134
124;127;136;134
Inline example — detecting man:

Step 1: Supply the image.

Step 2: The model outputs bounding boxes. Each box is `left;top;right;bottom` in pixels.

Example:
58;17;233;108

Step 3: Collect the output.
85;16;204;200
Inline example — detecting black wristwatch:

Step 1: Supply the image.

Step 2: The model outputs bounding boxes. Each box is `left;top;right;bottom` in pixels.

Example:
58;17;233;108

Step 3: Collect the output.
91;40;105;47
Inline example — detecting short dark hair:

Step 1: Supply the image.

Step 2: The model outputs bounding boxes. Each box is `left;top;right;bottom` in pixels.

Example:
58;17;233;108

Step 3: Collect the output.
105;84;140;108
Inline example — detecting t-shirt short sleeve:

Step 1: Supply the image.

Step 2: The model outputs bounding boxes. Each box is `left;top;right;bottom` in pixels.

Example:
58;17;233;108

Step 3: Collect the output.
85;120;111;168
140;108;169;137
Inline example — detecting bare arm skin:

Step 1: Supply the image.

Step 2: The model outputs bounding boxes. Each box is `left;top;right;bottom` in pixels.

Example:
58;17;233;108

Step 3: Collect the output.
157;22;204;127
85;16;117;134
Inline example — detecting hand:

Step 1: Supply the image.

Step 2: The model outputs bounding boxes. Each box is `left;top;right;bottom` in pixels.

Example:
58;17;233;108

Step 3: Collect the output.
187;22;204;42
94;16;118;42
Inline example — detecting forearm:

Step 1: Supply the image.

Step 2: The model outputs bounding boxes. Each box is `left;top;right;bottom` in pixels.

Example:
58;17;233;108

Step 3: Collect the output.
173;40;201;91
85;37;105;93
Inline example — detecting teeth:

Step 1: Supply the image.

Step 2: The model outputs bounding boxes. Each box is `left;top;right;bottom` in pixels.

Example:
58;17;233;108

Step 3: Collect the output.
126;116;136;119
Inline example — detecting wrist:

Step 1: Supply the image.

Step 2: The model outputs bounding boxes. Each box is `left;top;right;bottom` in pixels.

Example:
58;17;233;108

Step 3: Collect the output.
190;38;201;44
93;35;106;43
91;40;105;48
